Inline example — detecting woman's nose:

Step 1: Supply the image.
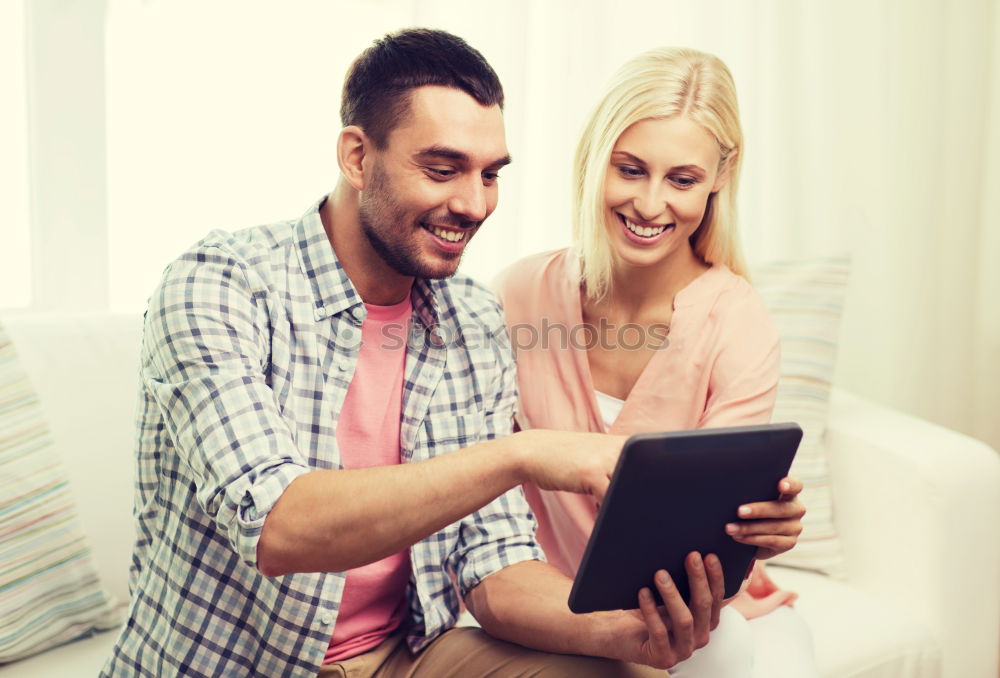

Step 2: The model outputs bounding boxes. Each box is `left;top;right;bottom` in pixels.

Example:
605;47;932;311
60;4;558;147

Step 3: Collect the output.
633;185;667;222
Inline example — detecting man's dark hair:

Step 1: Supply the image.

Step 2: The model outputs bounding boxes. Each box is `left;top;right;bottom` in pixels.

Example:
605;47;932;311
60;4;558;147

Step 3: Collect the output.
341;28;504;148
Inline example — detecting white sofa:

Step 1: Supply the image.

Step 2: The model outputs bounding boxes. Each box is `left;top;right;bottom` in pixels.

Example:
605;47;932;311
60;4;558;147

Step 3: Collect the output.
1;311;998;677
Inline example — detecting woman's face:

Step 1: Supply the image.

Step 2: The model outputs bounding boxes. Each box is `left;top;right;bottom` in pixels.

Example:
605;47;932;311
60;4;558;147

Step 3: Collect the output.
603;116;729;271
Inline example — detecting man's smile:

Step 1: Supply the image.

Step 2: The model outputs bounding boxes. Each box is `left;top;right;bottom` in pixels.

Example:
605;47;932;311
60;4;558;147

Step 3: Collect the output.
420;222;468;243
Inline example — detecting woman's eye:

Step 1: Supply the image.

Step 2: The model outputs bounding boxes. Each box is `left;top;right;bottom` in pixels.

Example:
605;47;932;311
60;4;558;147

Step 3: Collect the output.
618;166;644;178
671;175;697;187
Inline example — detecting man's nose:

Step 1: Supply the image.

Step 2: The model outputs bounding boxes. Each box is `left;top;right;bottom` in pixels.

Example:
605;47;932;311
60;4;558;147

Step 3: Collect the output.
448;176;490;223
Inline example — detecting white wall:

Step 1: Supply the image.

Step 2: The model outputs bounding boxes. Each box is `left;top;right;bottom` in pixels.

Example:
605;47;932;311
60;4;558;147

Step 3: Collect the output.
27;0;109;310
7;0;1000;452
974;1;1000;456
0;0;32;309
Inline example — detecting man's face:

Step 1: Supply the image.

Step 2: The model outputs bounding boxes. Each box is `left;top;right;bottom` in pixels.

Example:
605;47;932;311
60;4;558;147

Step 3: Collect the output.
358;86;510;280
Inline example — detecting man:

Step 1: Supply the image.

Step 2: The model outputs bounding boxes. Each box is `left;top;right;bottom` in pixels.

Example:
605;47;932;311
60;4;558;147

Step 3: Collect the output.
102;28;804;677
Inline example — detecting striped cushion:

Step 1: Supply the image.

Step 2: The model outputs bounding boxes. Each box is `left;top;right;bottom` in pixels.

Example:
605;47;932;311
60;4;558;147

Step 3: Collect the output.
0;322;121;663
754;257;851;577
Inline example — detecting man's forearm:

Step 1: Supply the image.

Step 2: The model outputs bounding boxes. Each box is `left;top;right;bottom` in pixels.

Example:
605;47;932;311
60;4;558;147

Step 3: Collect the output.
465;560;624;660
257;435;527;576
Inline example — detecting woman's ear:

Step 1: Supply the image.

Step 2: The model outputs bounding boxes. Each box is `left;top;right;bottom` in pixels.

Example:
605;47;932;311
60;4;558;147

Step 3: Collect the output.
337;125;369;191
712;147;739;193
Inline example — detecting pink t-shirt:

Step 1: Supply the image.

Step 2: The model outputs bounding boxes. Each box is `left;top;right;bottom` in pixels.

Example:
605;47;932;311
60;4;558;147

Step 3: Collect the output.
495;249;780;577
324;298;412;664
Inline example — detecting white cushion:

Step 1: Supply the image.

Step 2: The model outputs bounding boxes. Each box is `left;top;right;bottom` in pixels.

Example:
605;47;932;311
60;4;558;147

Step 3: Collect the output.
771;567;941;678
460;567;942;678
1;313;141;605
754;258;851;576
0;322;123;663
0;628;119;677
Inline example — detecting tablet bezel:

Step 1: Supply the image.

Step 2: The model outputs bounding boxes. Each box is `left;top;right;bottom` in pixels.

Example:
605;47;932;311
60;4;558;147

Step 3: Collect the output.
567;423;802;614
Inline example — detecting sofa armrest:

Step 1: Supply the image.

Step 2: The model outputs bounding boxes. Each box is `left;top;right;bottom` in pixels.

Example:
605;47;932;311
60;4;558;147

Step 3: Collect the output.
825;388;1000;678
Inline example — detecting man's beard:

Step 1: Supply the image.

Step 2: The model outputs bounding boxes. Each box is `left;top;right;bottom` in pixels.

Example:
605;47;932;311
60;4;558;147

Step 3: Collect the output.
359;160;463;280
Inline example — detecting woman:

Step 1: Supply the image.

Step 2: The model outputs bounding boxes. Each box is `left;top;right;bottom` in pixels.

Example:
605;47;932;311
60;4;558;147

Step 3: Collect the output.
496;48;819;677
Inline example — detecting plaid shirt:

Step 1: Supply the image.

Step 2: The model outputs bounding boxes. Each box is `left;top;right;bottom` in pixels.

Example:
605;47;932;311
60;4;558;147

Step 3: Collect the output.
101;198;543;678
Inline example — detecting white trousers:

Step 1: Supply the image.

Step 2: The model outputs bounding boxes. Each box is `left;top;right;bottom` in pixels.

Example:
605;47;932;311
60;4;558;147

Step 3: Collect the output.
667;605;820;678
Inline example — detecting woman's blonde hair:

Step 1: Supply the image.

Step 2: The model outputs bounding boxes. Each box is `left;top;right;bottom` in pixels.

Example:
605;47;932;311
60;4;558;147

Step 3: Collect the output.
573;47;748;300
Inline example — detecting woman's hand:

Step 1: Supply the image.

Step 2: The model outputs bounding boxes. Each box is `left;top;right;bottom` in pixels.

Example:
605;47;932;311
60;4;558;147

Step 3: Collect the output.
724;476;805;560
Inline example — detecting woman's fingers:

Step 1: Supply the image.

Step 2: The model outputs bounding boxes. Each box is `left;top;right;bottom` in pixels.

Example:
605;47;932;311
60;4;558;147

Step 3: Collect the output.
727;518;801;556
726;518;803;537
777;476;804;499
736;499;806;521
741;535;798;558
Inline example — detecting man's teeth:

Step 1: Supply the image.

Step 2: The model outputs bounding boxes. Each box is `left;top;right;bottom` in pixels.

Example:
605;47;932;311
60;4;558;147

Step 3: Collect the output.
624;217;667;238
425;225;465;242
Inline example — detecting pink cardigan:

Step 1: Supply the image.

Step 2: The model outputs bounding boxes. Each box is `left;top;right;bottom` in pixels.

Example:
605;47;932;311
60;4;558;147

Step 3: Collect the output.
495;248;780;577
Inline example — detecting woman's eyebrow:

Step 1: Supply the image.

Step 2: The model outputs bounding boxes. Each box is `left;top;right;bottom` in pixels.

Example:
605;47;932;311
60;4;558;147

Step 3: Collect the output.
670;164;707;177
610;150;647;165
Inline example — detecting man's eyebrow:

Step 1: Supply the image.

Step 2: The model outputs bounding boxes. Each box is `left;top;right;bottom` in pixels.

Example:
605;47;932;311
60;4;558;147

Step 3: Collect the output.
415;146;512;169
488;154;513;169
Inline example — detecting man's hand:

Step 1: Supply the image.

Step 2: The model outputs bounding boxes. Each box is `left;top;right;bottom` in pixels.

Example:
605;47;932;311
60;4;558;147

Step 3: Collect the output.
724;476;806;560
515;430;627;503
608;552;725;669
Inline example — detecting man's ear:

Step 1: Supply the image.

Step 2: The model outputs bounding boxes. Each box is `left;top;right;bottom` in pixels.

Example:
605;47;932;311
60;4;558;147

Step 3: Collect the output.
712;147;739;193
337;125;369;191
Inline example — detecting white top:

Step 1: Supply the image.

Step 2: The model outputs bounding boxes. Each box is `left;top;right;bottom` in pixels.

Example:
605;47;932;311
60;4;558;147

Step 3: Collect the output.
594;390;625;431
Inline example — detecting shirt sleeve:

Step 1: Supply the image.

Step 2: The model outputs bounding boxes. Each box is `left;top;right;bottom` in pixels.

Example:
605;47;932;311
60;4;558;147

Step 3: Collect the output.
698;289;781;429
140;244;311;570
448;316;545;599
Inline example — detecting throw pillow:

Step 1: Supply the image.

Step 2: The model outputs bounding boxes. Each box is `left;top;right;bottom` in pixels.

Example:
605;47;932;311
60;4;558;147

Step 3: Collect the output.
0;322;122;663
753;256;851;577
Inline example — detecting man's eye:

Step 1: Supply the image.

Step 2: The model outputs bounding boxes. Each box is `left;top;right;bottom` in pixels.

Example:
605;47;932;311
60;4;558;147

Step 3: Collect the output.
426;167;456;179
483;171;501;182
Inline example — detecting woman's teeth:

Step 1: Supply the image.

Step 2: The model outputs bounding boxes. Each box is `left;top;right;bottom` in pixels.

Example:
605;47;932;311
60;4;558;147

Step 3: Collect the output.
624;217;668;238
424;224;466;242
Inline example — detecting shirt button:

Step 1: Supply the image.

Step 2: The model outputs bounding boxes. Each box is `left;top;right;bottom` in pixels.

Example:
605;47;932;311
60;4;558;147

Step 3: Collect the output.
336;359;350;371
350;306;365;322
321;613;334;625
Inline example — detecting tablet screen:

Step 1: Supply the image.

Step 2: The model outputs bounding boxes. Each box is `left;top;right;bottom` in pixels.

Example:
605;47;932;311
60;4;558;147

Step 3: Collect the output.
568;423;801;613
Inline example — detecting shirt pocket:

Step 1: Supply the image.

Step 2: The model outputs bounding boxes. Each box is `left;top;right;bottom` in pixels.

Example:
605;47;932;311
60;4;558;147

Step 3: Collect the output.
420;409;486;455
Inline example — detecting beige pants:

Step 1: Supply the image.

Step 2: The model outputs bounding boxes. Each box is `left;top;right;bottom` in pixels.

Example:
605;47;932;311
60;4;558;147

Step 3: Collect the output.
318;626;667;678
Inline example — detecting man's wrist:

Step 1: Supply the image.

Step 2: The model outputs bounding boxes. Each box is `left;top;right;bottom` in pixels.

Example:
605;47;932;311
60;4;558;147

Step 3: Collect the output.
472;432;533;489
577;609;630;661
493;430;533;487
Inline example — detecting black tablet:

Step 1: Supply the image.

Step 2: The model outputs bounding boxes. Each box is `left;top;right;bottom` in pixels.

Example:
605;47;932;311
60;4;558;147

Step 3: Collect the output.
567;423;802;614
